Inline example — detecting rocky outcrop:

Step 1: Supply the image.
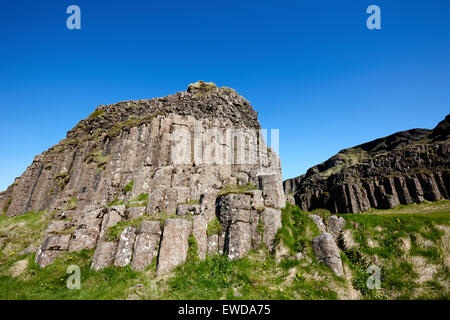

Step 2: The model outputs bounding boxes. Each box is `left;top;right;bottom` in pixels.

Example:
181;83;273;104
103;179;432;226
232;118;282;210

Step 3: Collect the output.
2;81;281;219
311;233;344;276
285;115;450;213
5;82;284;273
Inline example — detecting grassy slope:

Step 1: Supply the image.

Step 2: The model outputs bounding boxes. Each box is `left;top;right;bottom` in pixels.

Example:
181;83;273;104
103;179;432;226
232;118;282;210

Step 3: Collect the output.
0;201;448;300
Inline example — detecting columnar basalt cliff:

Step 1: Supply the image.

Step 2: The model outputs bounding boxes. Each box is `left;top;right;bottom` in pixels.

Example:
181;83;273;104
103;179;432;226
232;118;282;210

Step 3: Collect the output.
284;115;450;213
0;81;285;271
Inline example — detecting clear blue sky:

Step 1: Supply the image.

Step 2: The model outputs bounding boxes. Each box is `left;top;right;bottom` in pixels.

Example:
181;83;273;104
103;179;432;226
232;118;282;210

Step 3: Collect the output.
0;0;449;191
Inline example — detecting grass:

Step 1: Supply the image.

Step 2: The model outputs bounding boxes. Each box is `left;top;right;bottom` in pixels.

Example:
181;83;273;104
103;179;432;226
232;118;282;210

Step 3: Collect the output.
206;217;222;236
0;201;448;300
87;109;104;120
182;199;200;205
106;199;124;208
84;151;110;170
0;210;49;263
126;193;148;208
2;198;12;214
105;216;150;242
54;171;71;189
65;197;77;211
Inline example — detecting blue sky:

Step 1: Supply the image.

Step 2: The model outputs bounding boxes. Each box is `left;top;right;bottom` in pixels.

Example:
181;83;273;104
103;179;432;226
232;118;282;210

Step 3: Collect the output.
0;0;449;190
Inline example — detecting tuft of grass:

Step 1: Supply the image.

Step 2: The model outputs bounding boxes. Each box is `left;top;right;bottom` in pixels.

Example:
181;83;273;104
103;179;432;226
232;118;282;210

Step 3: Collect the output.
206;217;222;236
217;183;257;196
87;109;104;120
277;203;321;255
84;151;109;170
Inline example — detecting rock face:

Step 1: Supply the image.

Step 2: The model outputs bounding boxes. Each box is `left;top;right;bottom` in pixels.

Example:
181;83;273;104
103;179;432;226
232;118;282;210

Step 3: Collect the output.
0;82;285;272
156;219;192;275
284;115;450;213
216;182;284;260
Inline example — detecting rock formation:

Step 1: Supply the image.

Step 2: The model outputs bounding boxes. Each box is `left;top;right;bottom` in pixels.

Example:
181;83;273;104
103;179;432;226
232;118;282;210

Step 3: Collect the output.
0;81;285;272
284;115;450;213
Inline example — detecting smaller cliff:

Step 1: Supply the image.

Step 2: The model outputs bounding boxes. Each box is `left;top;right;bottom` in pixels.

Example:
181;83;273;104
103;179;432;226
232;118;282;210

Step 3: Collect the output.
284;115;450;213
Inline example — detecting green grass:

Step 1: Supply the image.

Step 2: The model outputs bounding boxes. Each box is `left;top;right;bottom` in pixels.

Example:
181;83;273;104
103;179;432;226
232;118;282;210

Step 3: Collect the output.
0;210;49;263
182;199;200;205
2;198;12;214
206;217;222;236
123;180;134;193
0;200;449;300
105;216;150;242
0;250;144;299
87;109;104;120
84;151;110;170
217;183;257;196
65;197;77;211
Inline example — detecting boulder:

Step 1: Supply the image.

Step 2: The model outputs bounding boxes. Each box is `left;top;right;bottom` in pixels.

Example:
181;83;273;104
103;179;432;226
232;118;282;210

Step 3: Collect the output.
109;205;126;217
35;248;61;268
114;227;136;267
311;233;344;276
42;234;71;251
247;190;264;209
99;209;122;240
156;219;192;275
46;221;72;234
69;229;99;252
139;220;161;235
